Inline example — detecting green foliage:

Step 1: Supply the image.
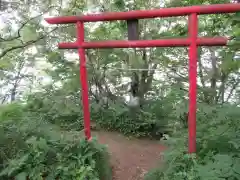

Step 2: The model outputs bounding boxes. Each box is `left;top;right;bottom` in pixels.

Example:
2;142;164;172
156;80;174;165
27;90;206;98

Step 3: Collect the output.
0;104;112;180
0;103;24;122
1;137;111;180
2;138;111;180
23;83;182;139
90;97;177;138
144;103;240;180
25;90;84;130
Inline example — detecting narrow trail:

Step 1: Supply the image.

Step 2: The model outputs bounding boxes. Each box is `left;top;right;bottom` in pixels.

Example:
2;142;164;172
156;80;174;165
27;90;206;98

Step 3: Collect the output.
93;131;166;180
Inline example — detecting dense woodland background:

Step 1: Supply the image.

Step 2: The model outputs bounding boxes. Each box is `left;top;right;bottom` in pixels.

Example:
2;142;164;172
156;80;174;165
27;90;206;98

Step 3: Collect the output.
0;0;239;179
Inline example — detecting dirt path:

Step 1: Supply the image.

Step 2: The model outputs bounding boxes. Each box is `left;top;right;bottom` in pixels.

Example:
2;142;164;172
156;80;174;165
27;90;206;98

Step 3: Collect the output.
93;131;166;180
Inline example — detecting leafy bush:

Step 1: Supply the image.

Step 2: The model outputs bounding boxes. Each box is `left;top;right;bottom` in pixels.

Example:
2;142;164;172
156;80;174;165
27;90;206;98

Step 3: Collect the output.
1;136;111;180
0;104;112;180
0;103;24;122
23;83;184;139
144;103;240;180
91;101;170;139
26;90;172;139
25;93;84;130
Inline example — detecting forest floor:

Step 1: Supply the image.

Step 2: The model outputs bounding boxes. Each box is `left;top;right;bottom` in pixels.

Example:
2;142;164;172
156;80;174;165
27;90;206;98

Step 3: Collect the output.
93;131;166;180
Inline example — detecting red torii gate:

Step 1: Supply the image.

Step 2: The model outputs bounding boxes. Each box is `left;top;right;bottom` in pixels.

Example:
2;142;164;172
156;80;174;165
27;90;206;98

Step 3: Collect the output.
45;3;240;154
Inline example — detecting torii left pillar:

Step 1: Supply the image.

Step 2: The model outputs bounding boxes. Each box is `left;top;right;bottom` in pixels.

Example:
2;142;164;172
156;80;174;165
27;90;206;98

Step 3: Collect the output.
77;22;91;140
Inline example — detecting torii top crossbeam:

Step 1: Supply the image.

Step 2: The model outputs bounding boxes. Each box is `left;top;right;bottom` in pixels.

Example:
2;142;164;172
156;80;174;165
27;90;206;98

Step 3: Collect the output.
45;3;240;154
46;4;240;23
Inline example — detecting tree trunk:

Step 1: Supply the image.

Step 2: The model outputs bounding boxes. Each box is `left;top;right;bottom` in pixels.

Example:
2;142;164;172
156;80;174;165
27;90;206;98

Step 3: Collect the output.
10;60;25;102
216;72;227;104
208;48;218;104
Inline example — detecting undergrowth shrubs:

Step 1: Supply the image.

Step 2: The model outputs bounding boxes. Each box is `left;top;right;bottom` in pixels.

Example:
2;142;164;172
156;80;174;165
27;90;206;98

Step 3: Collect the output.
25;89;178;139
144;103;240;180
91;101;170;139
0;103;112;180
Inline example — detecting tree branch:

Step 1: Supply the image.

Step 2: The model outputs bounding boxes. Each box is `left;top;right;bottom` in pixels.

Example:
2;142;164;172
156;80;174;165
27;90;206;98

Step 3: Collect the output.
226;79;239;102
0;27;57;59
0;5;58;42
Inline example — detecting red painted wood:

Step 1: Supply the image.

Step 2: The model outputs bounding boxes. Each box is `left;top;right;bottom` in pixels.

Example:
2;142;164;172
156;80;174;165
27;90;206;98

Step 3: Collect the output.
45;4;240;23
77;22;91;140
57;37;227;49
188;13;198;154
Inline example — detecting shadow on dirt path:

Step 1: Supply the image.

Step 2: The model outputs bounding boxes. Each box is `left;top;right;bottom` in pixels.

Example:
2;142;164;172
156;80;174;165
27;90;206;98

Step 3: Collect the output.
93;131;166;180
